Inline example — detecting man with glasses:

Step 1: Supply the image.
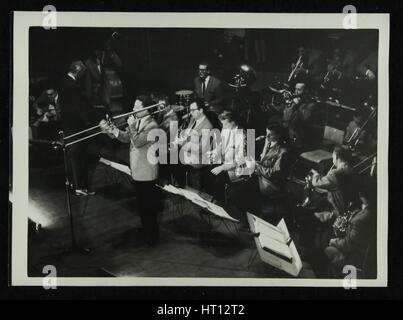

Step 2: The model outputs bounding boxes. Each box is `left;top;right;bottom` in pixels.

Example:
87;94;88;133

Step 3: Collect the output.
170;98;215;190
194;62;224;115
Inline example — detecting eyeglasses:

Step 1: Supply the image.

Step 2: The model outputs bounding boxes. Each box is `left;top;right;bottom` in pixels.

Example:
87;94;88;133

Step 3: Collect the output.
190;108;198;112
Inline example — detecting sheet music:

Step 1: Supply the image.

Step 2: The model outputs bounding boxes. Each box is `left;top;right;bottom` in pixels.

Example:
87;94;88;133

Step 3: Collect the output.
99;157;131;176
206;202;240;223
162;185;240;223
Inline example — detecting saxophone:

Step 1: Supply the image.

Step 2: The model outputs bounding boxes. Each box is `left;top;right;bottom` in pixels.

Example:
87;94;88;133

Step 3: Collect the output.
332;208;357;237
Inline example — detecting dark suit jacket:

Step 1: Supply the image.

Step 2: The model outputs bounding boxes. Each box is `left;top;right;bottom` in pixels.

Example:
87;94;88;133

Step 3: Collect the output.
256;143;289;194
357;51;378;77
58;75;89;135
194;76;224;111
332;207;374;266
312;163;357;216
84;58;103;102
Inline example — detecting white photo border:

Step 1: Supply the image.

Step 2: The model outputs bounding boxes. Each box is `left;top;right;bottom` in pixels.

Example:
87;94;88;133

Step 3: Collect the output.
12;11;389;287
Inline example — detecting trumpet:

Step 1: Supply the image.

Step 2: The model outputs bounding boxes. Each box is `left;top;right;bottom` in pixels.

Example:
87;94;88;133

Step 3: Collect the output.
288;55;304;83
297;164;335;208
63;102;167;147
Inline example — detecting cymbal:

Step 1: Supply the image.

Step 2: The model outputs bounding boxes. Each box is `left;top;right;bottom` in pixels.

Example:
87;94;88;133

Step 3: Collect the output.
171;104;186;112
175;89;193;96
227;83;247;88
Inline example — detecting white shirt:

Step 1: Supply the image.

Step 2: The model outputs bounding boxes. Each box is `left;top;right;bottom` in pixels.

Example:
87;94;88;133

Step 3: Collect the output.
67;72;76;81
203;75;210;88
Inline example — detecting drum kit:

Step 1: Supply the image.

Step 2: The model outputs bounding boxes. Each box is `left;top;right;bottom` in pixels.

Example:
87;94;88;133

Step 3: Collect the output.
173;89;194;126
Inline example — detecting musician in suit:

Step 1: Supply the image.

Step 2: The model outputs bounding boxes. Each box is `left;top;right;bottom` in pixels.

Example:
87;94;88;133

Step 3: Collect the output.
298;146;359;249
206;111;246;203
84;48;104;106
99;95;161;246
225;123;289;225
31;87;61;139
324;186;376;275
171;98;214;190
194;62;224;115
59;61;95;196
357;51;377;81
311;146;358;221
283;82;315;149
287;82;317;150
254;124;289;196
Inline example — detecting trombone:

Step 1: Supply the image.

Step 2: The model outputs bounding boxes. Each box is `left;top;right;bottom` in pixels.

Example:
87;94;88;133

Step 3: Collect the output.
62;102;166;147
345;107;377;151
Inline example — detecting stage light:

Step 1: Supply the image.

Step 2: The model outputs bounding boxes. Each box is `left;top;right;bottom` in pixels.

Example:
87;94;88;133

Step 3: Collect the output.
27;200;53;229
10;190;54;228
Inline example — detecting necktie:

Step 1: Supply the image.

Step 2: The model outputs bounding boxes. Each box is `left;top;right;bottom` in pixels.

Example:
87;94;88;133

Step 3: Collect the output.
201;79;206;97
136;119;141;132
191;121;197;129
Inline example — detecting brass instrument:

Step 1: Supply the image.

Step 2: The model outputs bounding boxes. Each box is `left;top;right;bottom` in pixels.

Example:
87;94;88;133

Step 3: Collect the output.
297;164;334;208
333;206;357;237
288;55;305;83
297;150;377;208
345;107;377;152
321;60;343;89
63;102;167;147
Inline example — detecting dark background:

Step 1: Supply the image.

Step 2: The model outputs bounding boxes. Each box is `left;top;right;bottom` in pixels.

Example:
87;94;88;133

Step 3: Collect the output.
28;27;378;106
2;0;403;301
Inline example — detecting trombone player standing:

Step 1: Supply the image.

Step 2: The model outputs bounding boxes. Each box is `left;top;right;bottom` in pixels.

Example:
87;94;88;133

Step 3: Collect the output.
99;95;161;246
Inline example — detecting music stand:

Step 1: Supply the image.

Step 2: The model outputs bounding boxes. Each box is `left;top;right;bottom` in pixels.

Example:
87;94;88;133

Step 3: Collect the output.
58;131;90;254
246;212;302;277
159;184;240;236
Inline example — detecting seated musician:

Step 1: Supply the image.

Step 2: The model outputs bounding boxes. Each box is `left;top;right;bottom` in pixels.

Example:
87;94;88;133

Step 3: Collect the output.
343;108;376;155
298;146;359;250
170;98;214;190
224;123;289;225
254;123;289;196
310;146;358;222
324;185;376;276
206;110;246;203
284;82;317;150
31;87;61;139
99;95;161;246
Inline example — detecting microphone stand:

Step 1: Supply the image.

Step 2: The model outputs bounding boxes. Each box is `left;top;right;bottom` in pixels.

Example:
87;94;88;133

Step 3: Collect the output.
58;131;90;254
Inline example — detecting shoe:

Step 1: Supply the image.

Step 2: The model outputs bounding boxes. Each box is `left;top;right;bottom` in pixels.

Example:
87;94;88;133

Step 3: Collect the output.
75;189;96;196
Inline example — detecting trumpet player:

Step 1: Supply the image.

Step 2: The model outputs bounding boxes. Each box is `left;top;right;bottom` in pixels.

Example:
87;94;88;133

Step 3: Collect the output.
99;95;161;246
310;146;358;221
298;146;359;249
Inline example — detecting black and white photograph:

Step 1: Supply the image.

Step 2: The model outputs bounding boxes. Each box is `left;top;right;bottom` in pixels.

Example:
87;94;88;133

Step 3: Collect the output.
10;12;388;287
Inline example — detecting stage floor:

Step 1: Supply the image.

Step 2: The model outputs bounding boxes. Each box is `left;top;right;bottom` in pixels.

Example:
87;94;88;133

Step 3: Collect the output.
27;161;316;279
